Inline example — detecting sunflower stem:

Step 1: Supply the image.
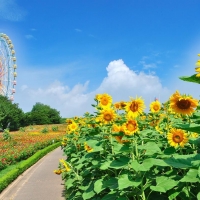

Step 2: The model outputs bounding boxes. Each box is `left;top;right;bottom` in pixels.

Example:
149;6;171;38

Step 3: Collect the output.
140;180;146;200
110;133;115;156
135;139;139;160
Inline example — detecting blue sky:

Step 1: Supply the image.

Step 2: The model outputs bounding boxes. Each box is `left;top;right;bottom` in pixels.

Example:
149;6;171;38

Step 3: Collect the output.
0;0;200;117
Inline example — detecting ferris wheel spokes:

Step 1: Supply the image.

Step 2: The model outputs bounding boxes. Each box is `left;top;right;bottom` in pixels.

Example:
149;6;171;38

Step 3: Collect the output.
0;33;17;101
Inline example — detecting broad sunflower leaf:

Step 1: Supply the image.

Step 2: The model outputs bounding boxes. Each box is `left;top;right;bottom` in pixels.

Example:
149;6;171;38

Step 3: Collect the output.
102;191;117;200
164;147;176;155
139;142;162;155
174;123;200;134
180;169;200;183
86;139;103;152
118;174;141;189
82;181;95;200
102;177;118;189
179;74;200;84
164;154;200;168
109;156;130;169
131;158;154;171
197;192;200;200
100;160;112;170
150;176;178;193
94;179;104;194
153;159;170;167
164;157;191;168
198;166;200;178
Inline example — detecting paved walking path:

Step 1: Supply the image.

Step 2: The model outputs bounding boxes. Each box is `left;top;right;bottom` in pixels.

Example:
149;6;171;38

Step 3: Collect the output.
0;147;66;200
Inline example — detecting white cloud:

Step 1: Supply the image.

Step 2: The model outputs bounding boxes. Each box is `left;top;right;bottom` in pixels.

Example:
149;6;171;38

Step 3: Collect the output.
14;60;171;117
0;0;27;21
25;35;36;40
139;60;157;69
75;29;82;32
20;85;28;91
95;59;170;104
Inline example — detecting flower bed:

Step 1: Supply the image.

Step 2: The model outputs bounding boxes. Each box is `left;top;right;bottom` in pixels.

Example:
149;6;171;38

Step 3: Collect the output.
0;124;66;171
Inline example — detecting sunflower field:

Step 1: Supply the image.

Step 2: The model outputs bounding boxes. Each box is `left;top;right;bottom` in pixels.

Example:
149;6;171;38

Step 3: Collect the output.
56;55;200;200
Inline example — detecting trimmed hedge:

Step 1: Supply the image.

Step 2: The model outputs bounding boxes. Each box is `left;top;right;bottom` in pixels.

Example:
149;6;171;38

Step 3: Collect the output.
0;142;61;193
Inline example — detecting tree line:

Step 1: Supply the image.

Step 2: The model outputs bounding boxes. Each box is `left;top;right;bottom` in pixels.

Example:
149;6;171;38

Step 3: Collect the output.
0;95;63;131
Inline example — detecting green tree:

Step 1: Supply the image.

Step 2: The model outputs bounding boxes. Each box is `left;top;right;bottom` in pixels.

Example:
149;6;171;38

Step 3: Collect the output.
0;95;25;131
29;102;61;125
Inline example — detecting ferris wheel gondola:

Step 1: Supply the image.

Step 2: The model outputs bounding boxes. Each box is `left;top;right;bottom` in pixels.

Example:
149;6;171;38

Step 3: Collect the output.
0;33;17;101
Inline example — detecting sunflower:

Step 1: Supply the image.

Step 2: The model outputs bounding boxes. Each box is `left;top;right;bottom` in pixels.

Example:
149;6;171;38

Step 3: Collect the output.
66;119;73;125
59;159;71;172
125;97;145;118
167;128;188;148
115;136;124;144
169;91;198;115
97;93;112;108
84;142;93;153
122;119;139;136
114;102;121;110
53;169;63;175
150;100;161;113
112;124;121;133
119;101;127;110
67;122;78;133
99;108;117;124
196;60;200;67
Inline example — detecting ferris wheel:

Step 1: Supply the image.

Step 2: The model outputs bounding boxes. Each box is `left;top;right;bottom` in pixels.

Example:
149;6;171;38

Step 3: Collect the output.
0;33;17;101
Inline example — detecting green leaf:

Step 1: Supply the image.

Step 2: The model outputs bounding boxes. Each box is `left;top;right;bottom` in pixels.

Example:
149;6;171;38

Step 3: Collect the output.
197;192;200;200
94;179;104;194
198;166;200;178
109;156;130;169
117;197;129;200
180;169;200;183
139;142;162;155
165;157;192;168
139;129;154;135
82;181;95;200
175;123;200;134
164;154;200;168
119;144;131;153
168;191;181;200
179;74;200;84
100;160;112;170
153;159;170;167
75;164;84;170
86;139;103;152
65;178;76;189
118;174;141;189
164;147;176;155
150;176;178;193
131;158;154;172
102;191;117;200
103;177;118;189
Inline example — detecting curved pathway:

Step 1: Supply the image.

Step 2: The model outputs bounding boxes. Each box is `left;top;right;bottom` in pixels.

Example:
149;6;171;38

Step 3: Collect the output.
0;147;65;200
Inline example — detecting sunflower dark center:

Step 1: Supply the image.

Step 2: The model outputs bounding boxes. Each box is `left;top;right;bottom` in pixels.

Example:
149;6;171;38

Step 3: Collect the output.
104;113;111;121
153;105;159;111
130;102;138;112
120;102;126;108
173;133;183;143
127;123;136;131
101;98;108;105
176;99;191;109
